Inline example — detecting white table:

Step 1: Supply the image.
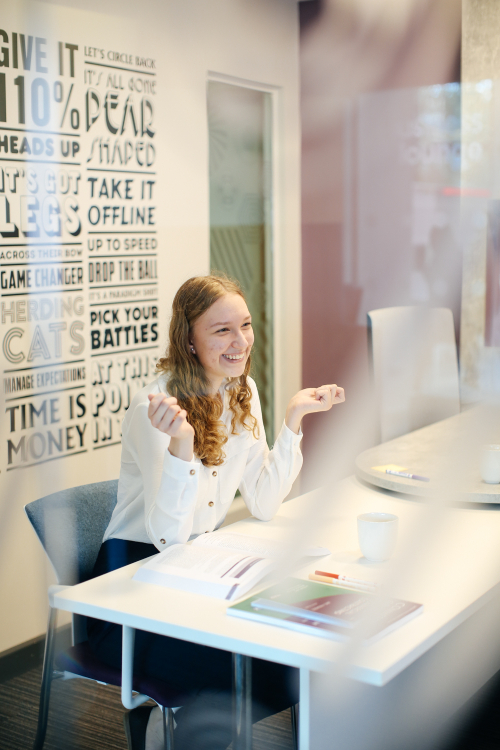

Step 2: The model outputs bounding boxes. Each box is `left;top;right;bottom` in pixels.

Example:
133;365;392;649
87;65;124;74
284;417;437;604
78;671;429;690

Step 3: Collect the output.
355;406;500;502
54;476;500;749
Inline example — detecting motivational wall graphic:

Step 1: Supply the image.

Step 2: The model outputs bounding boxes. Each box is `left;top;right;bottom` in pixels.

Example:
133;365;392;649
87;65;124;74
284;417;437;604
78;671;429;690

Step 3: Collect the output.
0;11;161;474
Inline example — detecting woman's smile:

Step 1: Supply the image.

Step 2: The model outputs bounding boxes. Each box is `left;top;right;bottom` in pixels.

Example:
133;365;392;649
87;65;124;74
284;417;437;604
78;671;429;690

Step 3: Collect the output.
190;293;254;392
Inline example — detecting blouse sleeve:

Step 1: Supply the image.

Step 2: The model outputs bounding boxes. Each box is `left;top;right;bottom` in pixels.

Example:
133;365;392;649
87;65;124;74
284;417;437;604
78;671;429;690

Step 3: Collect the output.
238;383;303;521
123;400;200;548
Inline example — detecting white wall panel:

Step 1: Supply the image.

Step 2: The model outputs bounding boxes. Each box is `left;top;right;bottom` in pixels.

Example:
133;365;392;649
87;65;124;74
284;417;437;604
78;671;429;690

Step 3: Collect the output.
0;0;300;652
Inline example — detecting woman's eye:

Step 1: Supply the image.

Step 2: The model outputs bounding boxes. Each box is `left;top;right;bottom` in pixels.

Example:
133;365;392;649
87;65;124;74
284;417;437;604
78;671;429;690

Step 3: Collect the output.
243;322;252;328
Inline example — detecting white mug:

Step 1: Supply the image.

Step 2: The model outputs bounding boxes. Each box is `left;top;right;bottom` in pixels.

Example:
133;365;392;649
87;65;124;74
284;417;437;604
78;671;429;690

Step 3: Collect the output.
481;445;500;484
357;512;398;562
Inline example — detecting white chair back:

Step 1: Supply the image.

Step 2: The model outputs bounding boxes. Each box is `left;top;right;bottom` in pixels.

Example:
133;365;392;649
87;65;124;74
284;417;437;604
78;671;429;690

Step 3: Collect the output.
367;306;460;443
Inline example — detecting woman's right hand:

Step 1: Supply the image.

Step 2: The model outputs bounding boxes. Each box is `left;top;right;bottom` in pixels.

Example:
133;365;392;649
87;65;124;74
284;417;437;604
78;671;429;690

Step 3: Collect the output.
147;393;195;461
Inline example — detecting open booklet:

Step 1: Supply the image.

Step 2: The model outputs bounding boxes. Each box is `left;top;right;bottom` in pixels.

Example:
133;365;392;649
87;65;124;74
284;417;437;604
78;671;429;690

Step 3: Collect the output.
132;532;330;601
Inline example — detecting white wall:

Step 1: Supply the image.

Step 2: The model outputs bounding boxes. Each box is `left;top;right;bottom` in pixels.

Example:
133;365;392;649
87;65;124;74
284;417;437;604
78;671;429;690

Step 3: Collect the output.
0;0;301;652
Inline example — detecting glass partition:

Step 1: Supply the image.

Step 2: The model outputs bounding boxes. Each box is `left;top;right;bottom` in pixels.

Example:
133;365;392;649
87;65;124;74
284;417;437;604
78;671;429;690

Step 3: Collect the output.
208;80;274;438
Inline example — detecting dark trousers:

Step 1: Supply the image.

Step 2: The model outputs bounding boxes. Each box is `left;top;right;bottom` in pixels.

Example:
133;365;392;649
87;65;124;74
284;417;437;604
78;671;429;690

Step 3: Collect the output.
87;539;298;749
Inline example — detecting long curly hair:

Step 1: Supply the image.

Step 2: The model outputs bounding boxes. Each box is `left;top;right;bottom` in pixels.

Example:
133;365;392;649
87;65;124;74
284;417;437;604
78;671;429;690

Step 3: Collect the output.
156;275;259;466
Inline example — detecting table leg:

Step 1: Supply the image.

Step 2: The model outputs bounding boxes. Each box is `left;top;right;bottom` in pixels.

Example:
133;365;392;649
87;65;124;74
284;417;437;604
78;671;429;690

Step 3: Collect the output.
121;625;149;710
299;668;310;750
232;653;252;750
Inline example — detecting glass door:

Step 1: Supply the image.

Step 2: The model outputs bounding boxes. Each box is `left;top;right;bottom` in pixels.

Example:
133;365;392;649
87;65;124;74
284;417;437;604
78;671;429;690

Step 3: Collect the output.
208;80;274;439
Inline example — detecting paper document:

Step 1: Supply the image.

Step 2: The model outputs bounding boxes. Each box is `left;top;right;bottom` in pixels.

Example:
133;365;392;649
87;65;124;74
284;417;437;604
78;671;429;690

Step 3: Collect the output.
133;531;330;601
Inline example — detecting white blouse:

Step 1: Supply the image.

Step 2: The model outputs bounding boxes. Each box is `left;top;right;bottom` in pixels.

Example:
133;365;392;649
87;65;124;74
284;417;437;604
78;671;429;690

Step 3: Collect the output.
103;374;303;549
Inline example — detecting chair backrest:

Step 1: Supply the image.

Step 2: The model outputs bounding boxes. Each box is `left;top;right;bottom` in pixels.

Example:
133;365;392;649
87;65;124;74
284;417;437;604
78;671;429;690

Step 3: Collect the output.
367;306;460;443
25;480;118;585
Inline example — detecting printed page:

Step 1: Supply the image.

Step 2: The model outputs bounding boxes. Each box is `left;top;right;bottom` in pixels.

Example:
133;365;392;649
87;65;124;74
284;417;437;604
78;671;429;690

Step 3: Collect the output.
193;531;330;558
133;541;275;599
192;532;285;559
149;543;264;580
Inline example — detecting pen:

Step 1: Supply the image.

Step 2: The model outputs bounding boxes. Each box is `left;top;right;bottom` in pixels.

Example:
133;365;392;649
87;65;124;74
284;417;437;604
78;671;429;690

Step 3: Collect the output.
314;570;379;588
314;570;379;590
386;469;430;482
309;574;376;593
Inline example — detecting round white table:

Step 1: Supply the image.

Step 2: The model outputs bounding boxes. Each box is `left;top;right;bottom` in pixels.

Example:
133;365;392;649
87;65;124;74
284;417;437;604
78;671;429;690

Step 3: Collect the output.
355;405;500;503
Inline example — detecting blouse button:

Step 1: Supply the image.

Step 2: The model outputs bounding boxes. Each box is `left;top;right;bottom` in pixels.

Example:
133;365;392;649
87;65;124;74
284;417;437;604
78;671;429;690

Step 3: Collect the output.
212;471;217;477
190;469;196;475
160;539;166;544
208;501;214;507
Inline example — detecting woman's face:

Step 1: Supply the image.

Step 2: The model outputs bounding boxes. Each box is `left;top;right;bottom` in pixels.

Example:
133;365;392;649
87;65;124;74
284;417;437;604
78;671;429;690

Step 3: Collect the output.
190;293;254;392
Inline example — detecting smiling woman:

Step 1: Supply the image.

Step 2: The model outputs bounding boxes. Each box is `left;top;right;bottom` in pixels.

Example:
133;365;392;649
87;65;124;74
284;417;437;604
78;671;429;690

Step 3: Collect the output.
86;274;345;750
153;275;258;466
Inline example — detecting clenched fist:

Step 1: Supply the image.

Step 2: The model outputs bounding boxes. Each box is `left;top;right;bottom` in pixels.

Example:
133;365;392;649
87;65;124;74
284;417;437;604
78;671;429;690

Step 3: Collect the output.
147;393;195;461
285;384;345;434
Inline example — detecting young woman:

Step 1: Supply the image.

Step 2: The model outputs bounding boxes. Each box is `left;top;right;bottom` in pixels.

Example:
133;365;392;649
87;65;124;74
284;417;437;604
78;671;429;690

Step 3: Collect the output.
87;274;345;750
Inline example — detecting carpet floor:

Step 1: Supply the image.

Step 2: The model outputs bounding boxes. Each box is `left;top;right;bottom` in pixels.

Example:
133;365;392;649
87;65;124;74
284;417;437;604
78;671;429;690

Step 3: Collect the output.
0;663;294;749
1;661;500;749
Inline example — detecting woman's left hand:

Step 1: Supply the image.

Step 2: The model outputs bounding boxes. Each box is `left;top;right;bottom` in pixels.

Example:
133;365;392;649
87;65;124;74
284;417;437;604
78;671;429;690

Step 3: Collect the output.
285;384;345;434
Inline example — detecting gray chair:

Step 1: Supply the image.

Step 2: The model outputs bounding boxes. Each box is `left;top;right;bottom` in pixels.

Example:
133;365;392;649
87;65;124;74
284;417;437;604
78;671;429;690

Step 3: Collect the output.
25;480;187;750
367;306;460;443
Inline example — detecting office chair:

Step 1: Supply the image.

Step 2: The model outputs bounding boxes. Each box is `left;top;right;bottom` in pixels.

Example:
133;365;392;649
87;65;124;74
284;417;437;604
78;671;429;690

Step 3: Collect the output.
25;479;190;750
367;306;460;443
